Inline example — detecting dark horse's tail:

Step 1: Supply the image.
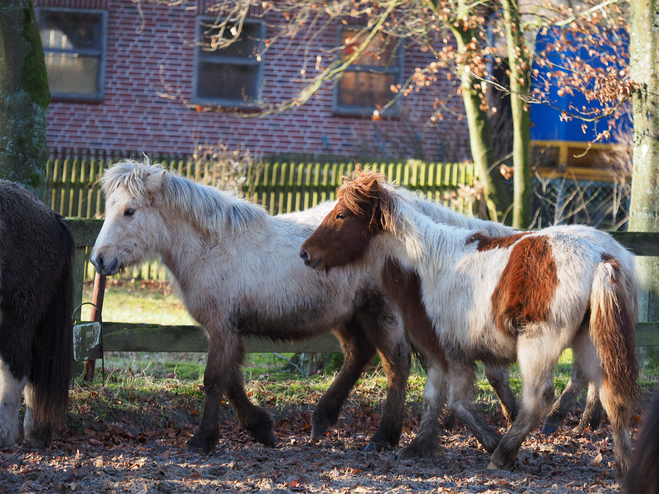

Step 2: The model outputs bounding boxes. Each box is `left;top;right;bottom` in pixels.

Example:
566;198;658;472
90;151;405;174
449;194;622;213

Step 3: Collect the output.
26;215;75;446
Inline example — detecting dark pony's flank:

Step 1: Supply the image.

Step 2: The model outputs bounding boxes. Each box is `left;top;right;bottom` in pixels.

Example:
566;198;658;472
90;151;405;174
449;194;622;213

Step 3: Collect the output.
626;391;659;494
0;180;75;447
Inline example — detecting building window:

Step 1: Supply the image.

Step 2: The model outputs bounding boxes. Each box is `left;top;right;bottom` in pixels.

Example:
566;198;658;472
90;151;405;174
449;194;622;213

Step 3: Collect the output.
194;18;265;107
38;8;107;101
334;27;404;116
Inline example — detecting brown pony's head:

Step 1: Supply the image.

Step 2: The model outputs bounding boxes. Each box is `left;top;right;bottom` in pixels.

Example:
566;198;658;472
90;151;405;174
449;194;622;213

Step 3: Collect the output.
300;169;395;272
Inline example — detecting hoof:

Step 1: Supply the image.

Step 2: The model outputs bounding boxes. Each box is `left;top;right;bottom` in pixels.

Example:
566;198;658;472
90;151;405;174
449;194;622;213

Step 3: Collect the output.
311;425;328;440
487;460;500;471
249;424;276;447
397;441;440;460
258;430;276;448
364;441;388;453
186;432;218;454
541;423;558;435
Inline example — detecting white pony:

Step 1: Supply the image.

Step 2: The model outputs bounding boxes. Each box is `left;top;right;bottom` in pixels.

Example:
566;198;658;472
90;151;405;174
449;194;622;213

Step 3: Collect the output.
300;170;638;477
91;160;413;453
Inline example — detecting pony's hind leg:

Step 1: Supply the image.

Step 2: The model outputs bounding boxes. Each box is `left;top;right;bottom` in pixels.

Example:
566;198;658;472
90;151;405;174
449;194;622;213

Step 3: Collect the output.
311;321;377;441
368;329;410;451
226;361;275;447
23;383;55;448
490;335;561;470
542;359;603;435
446;361;501;454
0;358;28;446
484;363;518;424
574;333;632;479
398;360;447;460
575;382;603;433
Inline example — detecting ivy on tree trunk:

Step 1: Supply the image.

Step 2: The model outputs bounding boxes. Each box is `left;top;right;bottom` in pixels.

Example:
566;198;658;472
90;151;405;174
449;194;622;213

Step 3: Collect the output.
501;0;531;229
0;0;50;201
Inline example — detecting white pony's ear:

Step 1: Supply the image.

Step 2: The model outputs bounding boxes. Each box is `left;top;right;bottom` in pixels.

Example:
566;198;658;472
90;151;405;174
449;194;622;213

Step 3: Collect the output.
146;170;166;193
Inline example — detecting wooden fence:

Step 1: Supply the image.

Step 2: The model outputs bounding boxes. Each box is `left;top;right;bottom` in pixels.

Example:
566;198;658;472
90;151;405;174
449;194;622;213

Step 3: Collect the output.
50;148;477;280
65;218;659;357
47;148;476;218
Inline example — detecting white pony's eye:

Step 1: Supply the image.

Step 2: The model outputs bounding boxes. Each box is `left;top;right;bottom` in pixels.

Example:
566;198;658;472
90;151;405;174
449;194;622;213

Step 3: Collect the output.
124;208;136;217
336;213;346;220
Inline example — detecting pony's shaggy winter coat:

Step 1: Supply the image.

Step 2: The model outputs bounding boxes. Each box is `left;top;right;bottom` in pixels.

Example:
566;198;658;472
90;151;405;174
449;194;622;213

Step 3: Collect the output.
301;170;638;477
91;161;412;453
0;180;75;448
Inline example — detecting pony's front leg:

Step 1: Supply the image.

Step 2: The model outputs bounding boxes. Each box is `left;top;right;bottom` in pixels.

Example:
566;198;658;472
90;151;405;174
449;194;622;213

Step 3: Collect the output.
187;330;241;454
398;360;447;459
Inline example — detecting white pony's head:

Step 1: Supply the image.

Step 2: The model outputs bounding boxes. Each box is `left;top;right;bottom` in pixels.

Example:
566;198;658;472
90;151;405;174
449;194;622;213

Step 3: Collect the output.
91;160;167;275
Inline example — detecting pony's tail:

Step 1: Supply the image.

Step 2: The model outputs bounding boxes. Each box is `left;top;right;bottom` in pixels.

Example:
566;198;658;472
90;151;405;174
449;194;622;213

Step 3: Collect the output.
589;256;639;407
27;217;75;443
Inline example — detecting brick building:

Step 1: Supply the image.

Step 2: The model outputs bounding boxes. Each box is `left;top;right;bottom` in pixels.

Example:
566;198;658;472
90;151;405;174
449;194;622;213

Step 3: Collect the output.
34;0;470;162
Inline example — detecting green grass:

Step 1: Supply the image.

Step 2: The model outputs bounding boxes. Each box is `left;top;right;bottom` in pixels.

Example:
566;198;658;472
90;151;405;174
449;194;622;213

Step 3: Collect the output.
77;280;659;427
82;279;195;326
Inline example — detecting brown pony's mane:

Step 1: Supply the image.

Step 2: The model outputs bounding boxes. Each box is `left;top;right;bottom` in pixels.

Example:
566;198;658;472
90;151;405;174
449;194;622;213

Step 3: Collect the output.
337;169;396;233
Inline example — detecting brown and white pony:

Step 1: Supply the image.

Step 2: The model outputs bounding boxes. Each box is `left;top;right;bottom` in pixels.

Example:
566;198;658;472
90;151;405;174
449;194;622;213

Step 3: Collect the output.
300;170;638;477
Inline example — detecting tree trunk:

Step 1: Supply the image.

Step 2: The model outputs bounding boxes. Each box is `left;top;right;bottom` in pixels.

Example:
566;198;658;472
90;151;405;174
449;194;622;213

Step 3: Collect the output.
0;0;50;201
451;24;512;223
501;0;531;229
629;0;659;321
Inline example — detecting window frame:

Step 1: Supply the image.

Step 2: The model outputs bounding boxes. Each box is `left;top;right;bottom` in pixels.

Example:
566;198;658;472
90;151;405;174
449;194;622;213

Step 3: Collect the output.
333;25;405;117
193;16;266;108
37;7;108;102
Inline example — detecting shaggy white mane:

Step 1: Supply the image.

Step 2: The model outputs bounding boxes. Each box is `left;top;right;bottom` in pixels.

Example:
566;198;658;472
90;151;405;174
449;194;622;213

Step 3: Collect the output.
101;159;269;232
390;185;514;238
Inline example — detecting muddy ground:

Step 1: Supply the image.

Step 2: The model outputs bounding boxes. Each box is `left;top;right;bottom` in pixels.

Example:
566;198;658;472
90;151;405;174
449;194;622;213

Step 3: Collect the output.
0;402;638;494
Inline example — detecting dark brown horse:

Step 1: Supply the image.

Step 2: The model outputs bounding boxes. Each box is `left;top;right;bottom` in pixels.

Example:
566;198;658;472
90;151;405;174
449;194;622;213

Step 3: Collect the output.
0;180;75;447
625;391;659;493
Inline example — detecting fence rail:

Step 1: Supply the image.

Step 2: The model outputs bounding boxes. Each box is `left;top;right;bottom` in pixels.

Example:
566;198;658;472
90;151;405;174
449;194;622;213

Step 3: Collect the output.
66;219;659;357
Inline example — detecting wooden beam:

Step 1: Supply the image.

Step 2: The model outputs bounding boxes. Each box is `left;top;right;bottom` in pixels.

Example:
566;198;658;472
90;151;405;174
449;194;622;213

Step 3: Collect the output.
608;232;659;256
101;322;343;354
64;218;104;247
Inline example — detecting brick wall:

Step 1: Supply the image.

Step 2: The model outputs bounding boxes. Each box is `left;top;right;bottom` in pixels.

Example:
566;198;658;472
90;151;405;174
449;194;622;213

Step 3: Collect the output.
35;0;470;161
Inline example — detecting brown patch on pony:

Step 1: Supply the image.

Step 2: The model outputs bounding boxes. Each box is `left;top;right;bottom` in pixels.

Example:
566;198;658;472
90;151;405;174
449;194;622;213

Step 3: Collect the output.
590;253;639;405
491;236;558;337
381;258;448;372
337;170;396;233
466;231;530;252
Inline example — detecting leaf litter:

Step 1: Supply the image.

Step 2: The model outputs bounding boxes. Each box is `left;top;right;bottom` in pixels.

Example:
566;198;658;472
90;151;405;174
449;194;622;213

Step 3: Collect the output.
0;394;641;494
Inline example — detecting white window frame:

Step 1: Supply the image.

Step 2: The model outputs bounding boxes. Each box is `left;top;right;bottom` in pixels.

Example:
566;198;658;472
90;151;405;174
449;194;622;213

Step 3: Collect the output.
37;7;108;102
333;25;405;117
193;17;266;107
